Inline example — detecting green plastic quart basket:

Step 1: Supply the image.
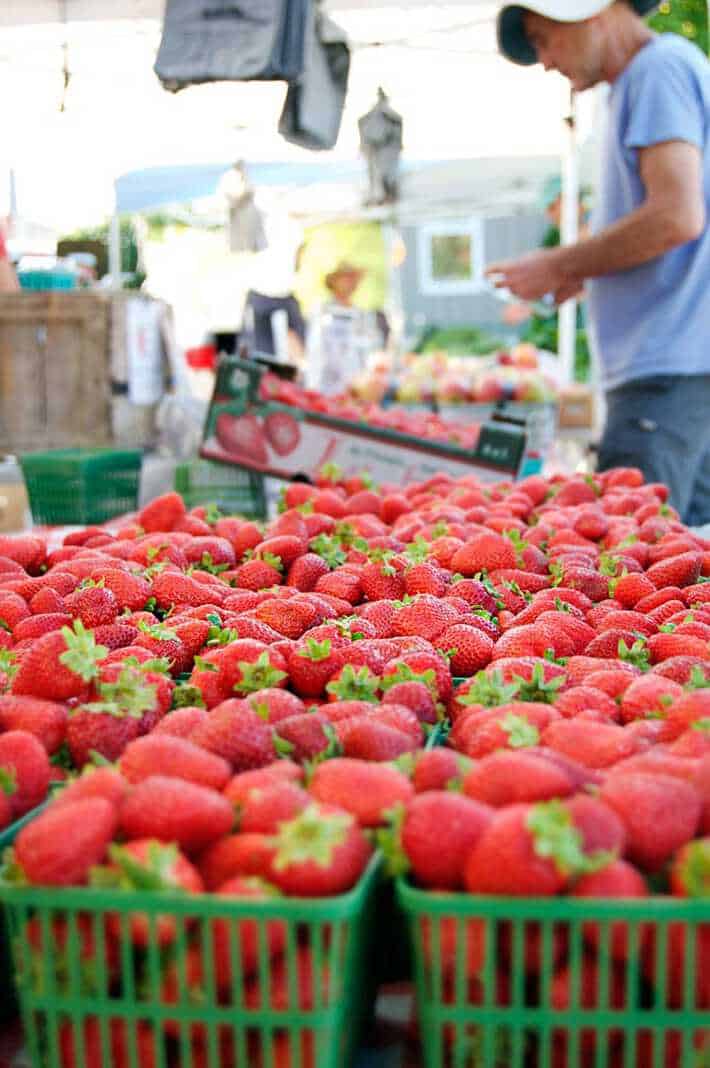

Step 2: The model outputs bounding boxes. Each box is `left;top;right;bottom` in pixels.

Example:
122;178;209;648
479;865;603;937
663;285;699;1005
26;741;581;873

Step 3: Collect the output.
0;854;380;1068
174;460;266;521
19;449;143;525
396;882;710;1068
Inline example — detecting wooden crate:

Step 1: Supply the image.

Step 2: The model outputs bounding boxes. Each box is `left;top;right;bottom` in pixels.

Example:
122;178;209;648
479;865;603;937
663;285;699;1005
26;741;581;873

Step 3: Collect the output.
0;292;112;452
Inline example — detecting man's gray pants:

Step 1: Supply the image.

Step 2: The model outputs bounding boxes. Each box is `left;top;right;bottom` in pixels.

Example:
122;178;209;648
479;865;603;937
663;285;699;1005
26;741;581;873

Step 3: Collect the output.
597;374;710;526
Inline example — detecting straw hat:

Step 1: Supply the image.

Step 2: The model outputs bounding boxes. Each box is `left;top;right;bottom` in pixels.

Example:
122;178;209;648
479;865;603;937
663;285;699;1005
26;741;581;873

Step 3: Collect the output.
324;260;365;292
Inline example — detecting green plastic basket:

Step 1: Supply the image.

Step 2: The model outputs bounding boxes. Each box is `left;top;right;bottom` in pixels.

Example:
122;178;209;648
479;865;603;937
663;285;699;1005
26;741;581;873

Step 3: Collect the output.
19;449;143;525
0;854;381;1068
175;460;266;520
397;882;710;1068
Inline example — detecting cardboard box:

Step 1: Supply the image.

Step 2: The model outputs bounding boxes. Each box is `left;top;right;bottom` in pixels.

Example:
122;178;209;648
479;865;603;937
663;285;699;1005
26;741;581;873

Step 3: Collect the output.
0;482;28;532
558;385;596;430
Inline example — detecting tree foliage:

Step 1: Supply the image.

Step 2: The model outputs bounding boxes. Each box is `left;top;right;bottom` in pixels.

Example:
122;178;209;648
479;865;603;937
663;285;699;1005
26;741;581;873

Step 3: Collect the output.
650;0;709;55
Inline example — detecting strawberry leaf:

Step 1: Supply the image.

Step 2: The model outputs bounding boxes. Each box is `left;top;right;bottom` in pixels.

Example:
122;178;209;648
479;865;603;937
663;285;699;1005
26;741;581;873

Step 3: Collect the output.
59;620;108;682
0;767;16;797
527;800;614;878
234;651;287;694
677;840;710;898
271;804;352;870
375;802;410;878
171;683;205;710
501;713;540;749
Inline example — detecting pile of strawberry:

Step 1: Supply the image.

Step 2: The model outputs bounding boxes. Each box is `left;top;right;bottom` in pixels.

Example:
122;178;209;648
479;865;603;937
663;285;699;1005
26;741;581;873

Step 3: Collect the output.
0;465;709;1063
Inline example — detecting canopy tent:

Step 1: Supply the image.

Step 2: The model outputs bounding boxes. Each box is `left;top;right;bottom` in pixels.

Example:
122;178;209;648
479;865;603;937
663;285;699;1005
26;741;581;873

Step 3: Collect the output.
0;0;586;379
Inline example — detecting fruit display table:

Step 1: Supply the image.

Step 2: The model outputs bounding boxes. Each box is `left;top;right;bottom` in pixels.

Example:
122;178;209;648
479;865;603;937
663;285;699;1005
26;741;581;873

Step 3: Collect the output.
0;464;707;1068
200;357;530;486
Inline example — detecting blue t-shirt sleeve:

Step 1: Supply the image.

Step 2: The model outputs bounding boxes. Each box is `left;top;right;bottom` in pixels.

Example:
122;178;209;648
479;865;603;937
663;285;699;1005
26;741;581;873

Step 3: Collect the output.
623;48;705;152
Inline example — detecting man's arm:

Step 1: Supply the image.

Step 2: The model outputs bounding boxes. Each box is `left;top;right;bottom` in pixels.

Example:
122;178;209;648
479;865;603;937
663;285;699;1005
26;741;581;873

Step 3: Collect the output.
487;140;705;302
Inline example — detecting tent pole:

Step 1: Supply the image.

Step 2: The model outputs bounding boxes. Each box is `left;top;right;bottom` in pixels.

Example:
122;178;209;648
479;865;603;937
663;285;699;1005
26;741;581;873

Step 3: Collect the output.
109;190;121;289
558;87;579;385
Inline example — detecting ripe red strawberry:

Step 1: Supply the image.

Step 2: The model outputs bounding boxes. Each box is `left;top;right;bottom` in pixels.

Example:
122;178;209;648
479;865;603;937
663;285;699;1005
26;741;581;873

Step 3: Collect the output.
119;734;231;790
0;694;67;753
462;750;575;807
238;781;309;834
0;534;45;573
400;790;492;890
138;491;187;533
273;712;337;761
222;761;303;807
571;858;649;958
554;686;619;721
453;702;558;759
360;558;406;601
66;704;142;768
584;668;641;699
29;587;66;615
91;622;139;651
381;680;438;724
597;608;656;638
434;624;494;676
382;651;453;703
242;688;305;725
267;803;371;896
287;638;348;699
52;767;128;810
95;569;151;612
646;551;703;590
647;631;709;664
404;562;449;598
65;585;119;628
410;749;468;792
670;837;710;898
542;719;640;769
12;620;107;701
12;612;73;642
653;655;710;684
391;596;458;641
0;730;51;817
492;625;551;661
612;571;656;608
120;775;234;852
14;797;117;885
254;598;317;640
464;801;591;896
315;569;362;604
660;687;710;741
286;553;330;591
233;557;284;591
450;533;516;576
197;832;275;889
0;592;30;632
618;674;684;724
339;718;416;761
191;700;275;771
309;758;414;828
95;839;204;947
600;771;701;871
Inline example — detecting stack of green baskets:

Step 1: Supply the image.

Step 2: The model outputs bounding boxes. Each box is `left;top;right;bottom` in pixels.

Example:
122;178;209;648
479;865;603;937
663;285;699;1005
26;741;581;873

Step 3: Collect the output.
0;848;380;1068
175;460;266;520
19;449;143;526
397;883;710;1067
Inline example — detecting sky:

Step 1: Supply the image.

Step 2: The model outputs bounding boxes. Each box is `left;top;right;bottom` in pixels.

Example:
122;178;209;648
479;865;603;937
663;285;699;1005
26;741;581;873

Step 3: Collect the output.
0;4;598;231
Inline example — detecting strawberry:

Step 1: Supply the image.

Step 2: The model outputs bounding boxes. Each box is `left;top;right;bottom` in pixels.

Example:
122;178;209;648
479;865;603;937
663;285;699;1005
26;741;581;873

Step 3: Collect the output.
191;700;275;770
29;587;66;615
66;705;142;768
434;624;494;676
94;568;151;611
462;750;575;807
120;775;234;852
600;771;701;871
52;767;128;810
138;491;186;532
12;620;107;702
543;719;641;769
597;608;656;637
0;694;67;753
492;625;552;661
12;612;73;642
326;663;380;703
450;533;516;576
661;687;710;741
197;832;275;890
618;674;684;724
65;585;119;628
391;596;457;641
646;551;703;590
411;748;471;792
273;712;338;761
94;839;204;947
315;569;362;604
0;593;30;631
238;781;309;834
404;561;449;597
233;556;284;591
0;534;45;573
119;734;231;790
572;859;649;961
267;803;371;896
381;680;438;724
0;729;51;817
309;758;413;828
91;622;139;651
254;598;318;640
359;558;405;601
339;719;416;761
554;686;619;721
287;553;330;591
14;797;117;885
242;688;305;725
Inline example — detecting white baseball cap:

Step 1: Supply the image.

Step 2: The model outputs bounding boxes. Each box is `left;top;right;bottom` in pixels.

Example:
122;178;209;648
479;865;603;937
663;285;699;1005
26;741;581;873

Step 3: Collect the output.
498;0;660;65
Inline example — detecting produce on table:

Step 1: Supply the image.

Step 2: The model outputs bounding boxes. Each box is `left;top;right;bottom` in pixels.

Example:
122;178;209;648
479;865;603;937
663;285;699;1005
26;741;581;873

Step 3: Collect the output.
0;465;709;1064
258;372;482;449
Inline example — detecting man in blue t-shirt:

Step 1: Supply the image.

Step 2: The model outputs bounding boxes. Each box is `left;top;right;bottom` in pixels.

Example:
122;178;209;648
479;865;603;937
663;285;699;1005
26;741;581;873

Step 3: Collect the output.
489;0;710;524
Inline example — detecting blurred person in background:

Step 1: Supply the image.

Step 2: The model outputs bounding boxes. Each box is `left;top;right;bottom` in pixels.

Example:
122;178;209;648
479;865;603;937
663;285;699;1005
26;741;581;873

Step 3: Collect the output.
489;0;710;524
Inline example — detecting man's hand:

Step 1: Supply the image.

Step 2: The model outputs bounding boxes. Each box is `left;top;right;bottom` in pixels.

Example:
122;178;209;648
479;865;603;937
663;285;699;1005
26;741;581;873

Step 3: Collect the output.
487;248;582;303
